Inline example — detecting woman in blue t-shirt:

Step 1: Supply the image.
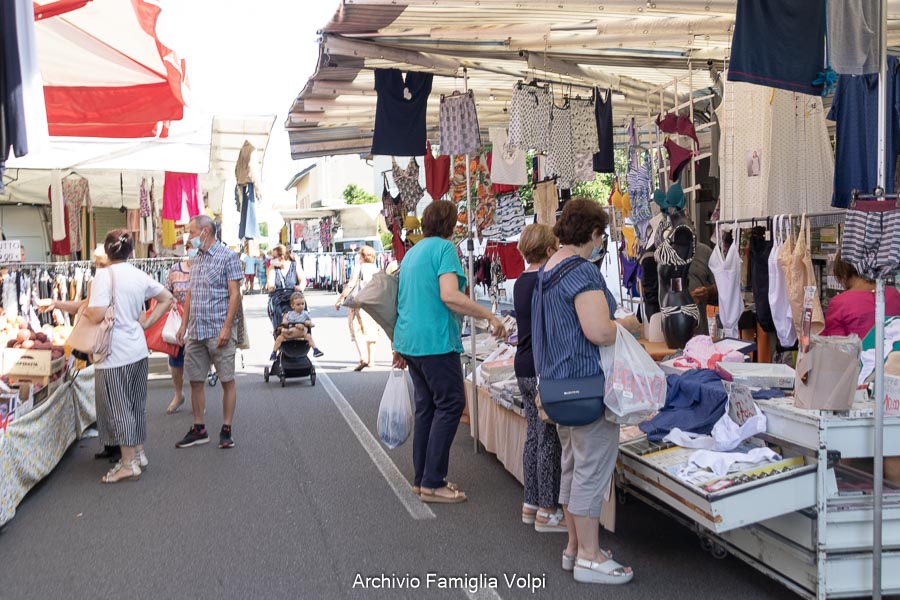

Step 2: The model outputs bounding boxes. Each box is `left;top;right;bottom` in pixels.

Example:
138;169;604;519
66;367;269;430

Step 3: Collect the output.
532;198;635;586
393;200;506;504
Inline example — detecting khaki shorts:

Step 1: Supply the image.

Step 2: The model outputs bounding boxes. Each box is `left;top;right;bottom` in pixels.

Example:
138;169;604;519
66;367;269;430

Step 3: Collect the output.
185;333;237;383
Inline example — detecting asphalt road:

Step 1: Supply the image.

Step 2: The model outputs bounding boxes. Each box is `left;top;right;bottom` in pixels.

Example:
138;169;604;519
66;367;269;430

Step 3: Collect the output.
0;290;798;600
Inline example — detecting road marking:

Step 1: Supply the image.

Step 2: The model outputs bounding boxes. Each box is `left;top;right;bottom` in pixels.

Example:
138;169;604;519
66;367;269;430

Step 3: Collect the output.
464;589;503;600
316;368;435;521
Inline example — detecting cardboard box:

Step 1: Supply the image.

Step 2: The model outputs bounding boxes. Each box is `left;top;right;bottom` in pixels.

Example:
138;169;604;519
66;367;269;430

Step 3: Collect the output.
3;349;53;377
716;362;796;389
885;375;900;417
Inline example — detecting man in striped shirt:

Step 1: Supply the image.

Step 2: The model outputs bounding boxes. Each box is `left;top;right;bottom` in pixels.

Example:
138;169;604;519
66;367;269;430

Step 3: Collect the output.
175;215;244;449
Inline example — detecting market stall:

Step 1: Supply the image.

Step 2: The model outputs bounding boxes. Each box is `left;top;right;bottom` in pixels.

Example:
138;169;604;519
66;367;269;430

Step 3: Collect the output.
291;1;900;597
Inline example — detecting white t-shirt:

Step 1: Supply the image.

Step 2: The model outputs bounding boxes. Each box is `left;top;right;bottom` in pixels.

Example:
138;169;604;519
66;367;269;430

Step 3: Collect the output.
89;262;165;369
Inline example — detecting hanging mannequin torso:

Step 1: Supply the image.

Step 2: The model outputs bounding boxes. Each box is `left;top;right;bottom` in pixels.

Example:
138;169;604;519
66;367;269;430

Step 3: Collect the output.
655;210;700;349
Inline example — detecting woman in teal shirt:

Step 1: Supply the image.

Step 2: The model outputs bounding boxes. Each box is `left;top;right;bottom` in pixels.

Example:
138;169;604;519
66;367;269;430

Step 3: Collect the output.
393;200;506;504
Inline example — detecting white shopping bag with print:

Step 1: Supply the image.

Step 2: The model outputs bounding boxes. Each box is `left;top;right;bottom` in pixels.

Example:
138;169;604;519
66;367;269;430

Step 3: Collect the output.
600;323;667;425
378;369;413;449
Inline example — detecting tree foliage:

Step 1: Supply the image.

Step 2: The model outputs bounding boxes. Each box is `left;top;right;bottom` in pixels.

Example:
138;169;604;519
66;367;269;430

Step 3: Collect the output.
342;183;379;205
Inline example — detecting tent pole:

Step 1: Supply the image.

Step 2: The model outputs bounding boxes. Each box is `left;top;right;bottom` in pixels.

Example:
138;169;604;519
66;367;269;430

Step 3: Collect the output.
874;1;888;598
462;67;480;454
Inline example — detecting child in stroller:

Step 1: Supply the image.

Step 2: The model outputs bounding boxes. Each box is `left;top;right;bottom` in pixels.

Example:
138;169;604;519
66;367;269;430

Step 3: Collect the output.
270;292;323;360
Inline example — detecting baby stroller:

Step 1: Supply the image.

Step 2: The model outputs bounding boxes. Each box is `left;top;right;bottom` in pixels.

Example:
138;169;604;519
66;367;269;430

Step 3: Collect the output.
263;288;316;387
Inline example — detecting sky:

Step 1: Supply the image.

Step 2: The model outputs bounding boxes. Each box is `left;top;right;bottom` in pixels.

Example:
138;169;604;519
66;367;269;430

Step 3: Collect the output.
157;0;342;206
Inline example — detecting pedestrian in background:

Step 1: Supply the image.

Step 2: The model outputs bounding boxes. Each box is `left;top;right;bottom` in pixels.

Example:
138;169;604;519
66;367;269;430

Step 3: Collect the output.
514;224;566;532
175;215;243;449
164;254;191;414
86;230;173;483
334;245;380;371
392;200;507;504
241;243;259;294
267;245;304;292
257;251;268;290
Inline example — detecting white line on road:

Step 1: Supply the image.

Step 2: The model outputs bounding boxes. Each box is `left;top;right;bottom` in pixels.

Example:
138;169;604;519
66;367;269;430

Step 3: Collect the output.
316;368;436;521
464;589;503;600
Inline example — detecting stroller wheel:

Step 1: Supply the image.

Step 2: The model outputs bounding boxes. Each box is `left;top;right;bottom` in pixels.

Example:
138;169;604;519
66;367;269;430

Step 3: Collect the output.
310;370;317;386
280;374;286;388
263;366;270;382
208;373;218;387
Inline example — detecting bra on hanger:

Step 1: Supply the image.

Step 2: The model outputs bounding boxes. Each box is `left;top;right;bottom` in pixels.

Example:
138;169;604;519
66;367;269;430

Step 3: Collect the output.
653;181;686;211
664;138;695;182
656;112;699;148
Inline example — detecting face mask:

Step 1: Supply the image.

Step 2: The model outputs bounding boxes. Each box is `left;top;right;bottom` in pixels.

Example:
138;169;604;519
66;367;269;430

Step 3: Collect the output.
589;246;603;261
188;248;198;258
189;234;203;250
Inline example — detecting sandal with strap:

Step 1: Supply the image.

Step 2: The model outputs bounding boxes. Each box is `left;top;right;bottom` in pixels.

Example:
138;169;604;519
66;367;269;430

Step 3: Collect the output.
522;503;538;525
419;485;467;504
535;509;567;533
563;549;613;571
101;460;141;484
412;481;458;495
573;557;633;585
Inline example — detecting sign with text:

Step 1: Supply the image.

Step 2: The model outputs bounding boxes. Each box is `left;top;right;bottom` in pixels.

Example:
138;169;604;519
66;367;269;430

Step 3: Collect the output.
0;240;21;263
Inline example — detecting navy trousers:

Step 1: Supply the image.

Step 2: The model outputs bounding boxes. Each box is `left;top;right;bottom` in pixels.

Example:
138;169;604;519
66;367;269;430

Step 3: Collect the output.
403;352;466;489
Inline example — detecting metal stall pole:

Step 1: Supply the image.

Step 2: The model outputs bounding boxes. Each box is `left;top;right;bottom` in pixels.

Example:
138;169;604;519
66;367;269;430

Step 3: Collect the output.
462;67;480;453
874;1;888;597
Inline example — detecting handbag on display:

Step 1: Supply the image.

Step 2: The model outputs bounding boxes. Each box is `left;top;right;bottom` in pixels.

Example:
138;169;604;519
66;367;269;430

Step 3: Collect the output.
534;258;605;426
68;268;116;364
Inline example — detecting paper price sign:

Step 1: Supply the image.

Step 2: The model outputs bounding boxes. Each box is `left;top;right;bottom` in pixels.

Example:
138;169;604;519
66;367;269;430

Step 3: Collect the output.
0;241;21;263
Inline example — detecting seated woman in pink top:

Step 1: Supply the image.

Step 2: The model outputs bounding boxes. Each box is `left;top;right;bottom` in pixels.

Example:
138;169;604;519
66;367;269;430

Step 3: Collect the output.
822;253;900;339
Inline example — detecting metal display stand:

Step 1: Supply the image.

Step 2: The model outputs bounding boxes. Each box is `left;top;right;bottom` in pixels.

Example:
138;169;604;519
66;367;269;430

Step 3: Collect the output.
618;398;900;599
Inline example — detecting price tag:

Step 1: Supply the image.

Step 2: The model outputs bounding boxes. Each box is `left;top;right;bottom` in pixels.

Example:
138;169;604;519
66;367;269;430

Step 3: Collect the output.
0;241;21;263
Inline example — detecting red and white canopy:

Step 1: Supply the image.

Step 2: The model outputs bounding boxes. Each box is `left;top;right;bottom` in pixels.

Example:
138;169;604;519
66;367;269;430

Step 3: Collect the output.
33;0;188;138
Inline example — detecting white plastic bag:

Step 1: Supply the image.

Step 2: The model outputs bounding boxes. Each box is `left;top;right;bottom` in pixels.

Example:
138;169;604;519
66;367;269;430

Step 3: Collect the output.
599;323;667;425
378;369;413;449
161;306;183;345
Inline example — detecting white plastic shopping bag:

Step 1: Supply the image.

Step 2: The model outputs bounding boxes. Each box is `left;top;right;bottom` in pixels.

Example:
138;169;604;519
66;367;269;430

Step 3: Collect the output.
599;323;667;425
378;369;413;449
161;305;183;345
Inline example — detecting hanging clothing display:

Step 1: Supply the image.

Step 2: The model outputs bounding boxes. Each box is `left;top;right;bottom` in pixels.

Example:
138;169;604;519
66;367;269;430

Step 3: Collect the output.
371;68;433;157
768;215;797;347
391;157;425;214
50;169;65;242
162;172;202;222
841;202;900;281
381;173;403;229
719;81;834;219
1;0;26;180
546;103;576;189
786;215;825;340
533;179;557;226
570;96;599;156
439;90;481;156
828;0;879;76
126;209;140;233
829;56;900;208
13;0;46;159
481;191;525;240
709;223;745;339
319;217;333;251
161;219;177;248
50;202;71;257
487;127;527;186
63;174;92;255
424;140;450;200
728;0;827;96
593;88;615;174
748;226;775;333
139;177;153;244
238;183;260;240
235;140;259;185
508;82;551;152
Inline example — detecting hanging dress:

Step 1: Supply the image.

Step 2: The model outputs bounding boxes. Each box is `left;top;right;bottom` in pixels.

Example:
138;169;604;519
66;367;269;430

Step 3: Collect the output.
709;222;745;338
786;214;825;340
767;215;798;347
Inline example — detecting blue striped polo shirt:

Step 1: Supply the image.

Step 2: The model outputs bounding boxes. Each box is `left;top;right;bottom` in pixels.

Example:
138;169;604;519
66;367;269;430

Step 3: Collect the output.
531;256;616;380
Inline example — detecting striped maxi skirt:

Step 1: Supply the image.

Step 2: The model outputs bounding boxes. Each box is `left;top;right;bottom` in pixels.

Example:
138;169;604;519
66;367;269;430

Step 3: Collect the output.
95;358;149;447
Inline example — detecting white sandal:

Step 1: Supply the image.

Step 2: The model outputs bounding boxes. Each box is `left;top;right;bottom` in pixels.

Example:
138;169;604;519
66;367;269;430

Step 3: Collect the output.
535;509;567;533
522;503;538;525
563;549;613;571
101;460;141;484
573;557;633;585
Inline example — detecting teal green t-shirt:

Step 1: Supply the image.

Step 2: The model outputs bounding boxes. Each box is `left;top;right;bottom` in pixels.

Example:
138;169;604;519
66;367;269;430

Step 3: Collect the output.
394;237;467;357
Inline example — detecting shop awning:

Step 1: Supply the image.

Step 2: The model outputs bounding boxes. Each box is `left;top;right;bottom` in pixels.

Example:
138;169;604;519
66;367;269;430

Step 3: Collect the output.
34;0;188;138
287;0;900;160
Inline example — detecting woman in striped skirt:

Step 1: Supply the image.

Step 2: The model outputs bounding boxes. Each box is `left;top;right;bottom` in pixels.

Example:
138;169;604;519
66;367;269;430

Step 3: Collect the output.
83;230;174;483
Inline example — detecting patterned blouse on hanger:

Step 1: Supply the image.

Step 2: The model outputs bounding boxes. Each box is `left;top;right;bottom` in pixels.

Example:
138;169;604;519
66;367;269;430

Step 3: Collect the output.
392;157;425;214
